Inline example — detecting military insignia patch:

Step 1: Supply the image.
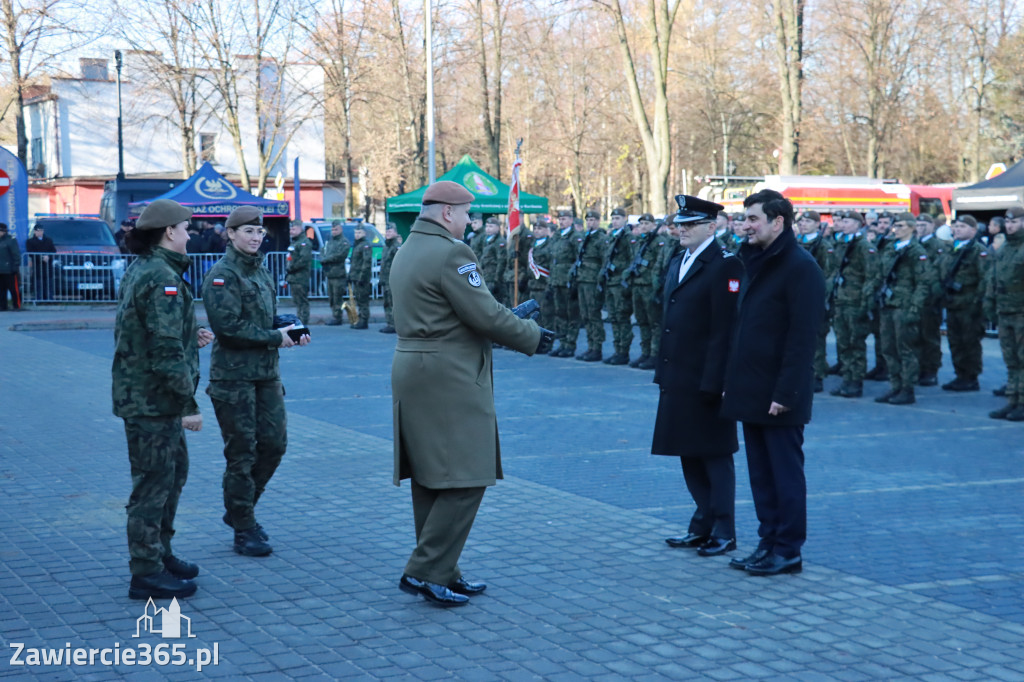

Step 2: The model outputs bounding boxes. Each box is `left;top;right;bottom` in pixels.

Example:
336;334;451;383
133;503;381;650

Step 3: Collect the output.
212;278;225;286
164;286;178;295
468;271;482;287
457;263;477;274
728;279;740;293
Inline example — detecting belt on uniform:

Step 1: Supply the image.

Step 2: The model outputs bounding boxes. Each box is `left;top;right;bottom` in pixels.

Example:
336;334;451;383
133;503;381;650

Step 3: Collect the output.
396;337;441;352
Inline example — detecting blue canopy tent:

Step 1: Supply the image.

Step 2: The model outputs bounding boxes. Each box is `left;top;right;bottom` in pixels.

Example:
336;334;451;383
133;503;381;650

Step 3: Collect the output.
127;162;290;220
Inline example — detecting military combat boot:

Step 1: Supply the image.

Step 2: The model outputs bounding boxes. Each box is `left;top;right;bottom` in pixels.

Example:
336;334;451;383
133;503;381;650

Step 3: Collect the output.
830;381;863;398
638;356;657;370
129;569;197;600
874;388;899;404
234;527;273;556
629;354;649;368
887;388;916;405
351;320;368;330
917;373;938;387
162;555;200;579
603;353;629;365
988;403;1017;420
1005;405;1024;422
993;384;1007;397
222;512;269;540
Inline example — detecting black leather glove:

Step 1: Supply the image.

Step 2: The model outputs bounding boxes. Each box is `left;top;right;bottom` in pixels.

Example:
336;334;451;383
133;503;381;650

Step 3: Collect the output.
510;299;541;322
535;328;556;355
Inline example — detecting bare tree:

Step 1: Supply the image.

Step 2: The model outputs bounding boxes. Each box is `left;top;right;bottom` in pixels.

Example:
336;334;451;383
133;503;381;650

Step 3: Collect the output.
771;0;803;174
470;0;510;175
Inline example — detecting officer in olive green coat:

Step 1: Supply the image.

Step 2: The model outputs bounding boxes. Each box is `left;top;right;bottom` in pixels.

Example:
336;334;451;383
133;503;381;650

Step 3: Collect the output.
390;181;552;607
320;220;351;326
113;199;208;600
939;215;987;392
986;206;1024;421
380;223;401;333
203;206;310;557
600;208;634;365
572;210;607;361
285;221;313;326
870;212;931;405
349;225;373;329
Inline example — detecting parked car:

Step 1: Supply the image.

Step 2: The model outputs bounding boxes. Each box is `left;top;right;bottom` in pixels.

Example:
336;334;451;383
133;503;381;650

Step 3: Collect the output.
34;216;126;301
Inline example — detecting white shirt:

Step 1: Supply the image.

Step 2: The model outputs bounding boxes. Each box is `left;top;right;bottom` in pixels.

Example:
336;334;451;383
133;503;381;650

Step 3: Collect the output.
678;235;716;283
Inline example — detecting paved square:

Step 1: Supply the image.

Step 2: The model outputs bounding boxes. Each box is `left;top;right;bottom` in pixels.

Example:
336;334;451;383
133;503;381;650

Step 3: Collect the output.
2;307;1023;680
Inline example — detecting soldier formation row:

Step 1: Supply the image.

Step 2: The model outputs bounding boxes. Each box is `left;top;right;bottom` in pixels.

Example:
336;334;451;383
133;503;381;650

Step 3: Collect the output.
464;205;1024;420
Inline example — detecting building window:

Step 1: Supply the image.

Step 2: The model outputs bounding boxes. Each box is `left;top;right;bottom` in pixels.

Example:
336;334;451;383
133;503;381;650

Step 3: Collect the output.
30;137;44;176
200;133;217;163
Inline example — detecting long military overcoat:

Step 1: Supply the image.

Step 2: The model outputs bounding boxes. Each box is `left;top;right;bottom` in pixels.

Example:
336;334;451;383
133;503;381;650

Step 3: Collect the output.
390;217;542;488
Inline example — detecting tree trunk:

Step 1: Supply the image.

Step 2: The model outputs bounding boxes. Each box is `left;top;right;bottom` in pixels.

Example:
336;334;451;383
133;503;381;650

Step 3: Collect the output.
773;0;803;175
1;0;27;167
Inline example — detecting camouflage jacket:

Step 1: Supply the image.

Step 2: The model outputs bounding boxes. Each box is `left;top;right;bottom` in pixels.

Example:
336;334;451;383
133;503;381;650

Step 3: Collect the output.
601;227;633;288
381;236;401;285
349;236;373;283
285;232;313;282
529;235;554;289
551;227;584;286
986;230;1024;315
623;232;655;287
503;229;533;284
832;234;876;308
480;234;507;287
319;234;351;280
868;240;930;313
201;244;283;382
112;247;199;419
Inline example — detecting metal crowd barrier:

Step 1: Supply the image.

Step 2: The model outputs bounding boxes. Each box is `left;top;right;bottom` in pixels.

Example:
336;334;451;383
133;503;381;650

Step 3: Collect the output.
20;252;381;304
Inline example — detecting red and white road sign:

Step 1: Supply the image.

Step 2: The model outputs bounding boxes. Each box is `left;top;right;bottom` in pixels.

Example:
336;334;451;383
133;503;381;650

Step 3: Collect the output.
0;169;9;197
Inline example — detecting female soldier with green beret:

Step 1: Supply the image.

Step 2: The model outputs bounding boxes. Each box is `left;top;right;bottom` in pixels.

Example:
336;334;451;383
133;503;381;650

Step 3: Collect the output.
113;198;211;600
202;206;309;558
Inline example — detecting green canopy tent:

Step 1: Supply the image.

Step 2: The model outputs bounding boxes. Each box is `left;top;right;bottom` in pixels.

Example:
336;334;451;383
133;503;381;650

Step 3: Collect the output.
385;154;549;237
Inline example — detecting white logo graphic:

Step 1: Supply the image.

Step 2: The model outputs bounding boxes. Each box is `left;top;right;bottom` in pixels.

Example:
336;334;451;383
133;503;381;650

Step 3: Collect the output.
134;598;195;639
195;177;238;200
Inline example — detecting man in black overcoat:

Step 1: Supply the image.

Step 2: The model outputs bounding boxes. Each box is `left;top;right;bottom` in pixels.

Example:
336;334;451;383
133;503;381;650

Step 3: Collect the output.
653;195;744;557
721;189;826;576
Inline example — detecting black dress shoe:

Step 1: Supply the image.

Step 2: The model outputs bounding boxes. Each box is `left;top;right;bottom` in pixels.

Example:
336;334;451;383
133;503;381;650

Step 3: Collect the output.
162;555;199;579
729;547;769;570
129;569;197;600
399;575;469;607
697;538;737;556
448;577;487;595
665;533;708;548
745;552;802;576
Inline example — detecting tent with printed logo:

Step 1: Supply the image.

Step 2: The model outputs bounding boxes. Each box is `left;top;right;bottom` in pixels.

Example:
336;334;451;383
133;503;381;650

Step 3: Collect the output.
951;159;1024;218
385;155;549;236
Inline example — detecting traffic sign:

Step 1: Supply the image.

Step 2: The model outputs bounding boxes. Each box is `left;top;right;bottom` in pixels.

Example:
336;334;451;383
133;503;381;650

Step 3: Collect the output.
985;163;1007;180
0;169;10;197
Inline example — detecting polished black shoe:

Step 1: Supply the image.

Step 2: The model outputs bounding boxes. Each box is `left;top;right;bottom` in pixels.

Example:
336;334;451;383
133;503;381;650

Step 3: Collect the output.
129;569;197;600
887;388;916;405
917;373;938;387
697;537;737;557
325;319;344;326
603;353;630;365
745;552;802;576
399;575;469;607
989;403;1017;420
234;527;273;557
351;320;368;330
942;377;979;392
665;533;708;548
222;512;268;540
379;325;396;334
448;577;487;595
629;355;650;369
728;547;769;570
813;377;823;393
874;388;898;404
993;384;1007;397
162;555;199;580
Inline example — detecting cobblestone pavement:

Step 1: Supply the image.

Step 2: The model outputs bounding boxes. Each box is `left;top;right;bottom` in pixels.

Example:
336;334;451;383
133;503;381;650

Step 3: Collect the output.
2;307;1023;680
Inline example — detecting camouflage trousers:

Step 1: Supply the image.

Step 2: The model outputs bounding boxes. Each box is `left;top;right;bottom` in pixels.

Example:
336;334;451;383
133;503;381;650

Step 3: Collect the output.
604;282;634;356
630;284;654;357
834;303;870;383
918;302;943;376
997;312;1024;404
528;280;552;329
123;416;189;576
552;284;580;351
327;277;348;322
814;309;833;379
208;380;287;532
880;307;921;392
288;279;310;326
383;285;394;327
577;282;605;351
353;280;371;325
868;305;885;370
945;306;984;381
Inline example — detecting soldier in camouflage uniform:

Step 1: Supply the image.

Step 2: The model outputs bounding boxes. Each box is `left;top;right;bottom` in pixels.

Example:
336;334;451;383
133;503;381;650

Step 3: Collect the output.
113;199;206;600
549;210;583;357
480;217;507;305
320;220;351;326
504;222;532;307
380;223;401;333
465;212;486;259
914;214;945;386
285;221;313;326
203;206;310;557
797;211;833;392
624;214;657;369
865;213;893;382
527;220;554;329
724;214;746;254
986;206;1024;420
572;210;606;361
349;225;373;329
600;208;634;365
938;216;986;393
870;212;930;405
649;222;679;366
830;211;876;398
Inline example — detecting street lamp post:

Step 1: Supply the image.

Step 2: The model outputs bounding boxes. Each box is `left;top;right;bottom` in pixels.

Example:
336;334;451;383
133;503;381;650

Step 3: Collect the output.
115;50;125;180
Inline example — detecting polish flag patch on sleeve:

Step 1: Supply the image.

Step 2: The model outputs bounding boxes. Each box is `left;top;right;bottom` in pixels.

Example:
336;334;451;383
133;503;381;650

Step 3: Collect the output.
728;279;740;292
164;286;178;295
212;278;225;286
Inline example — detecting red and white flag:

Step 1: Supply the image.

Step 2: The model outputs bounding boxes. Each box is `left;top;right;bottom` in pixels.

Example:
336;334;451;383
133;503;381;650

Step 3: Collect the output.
507;155;522;236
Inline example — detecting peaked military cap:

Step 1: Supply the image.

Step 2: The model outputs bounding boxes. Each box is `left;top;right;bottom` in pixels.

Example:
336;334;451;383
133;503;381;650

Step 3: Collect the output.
845;210;865;224
610;207;627;217
894;211;916;224
225;206;263;229
955;214;978;229
557;210;574;219
136;199;193;231
672;195;724;225
915;213;934;224
638;213;655;223
585;209;600;219
469;212;483;220
799;210;821;222
1006;206;1024;219
422;180;475;206
485;215;500;225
